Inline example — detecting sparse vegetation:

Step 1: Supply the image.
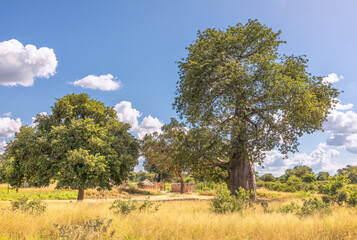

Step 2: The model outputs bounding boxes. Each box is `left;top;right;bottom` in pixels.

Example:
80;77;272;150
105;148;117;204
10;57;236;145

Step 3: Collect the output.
54;217;115;240
110;197;161;215
0;196;357;239
211;187;252;214
10;195;47;215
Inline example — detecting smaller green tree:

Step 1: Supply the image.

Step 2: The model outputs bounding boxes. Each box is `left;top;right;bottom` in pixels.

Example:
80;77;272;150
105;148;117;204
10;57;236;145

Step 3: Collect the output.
317;171;330;181
320;175;351;205
3;126;47;191
6;94;139;200
302;173;317;183
337;165;357;183
260;174;276;182
141;118;188;194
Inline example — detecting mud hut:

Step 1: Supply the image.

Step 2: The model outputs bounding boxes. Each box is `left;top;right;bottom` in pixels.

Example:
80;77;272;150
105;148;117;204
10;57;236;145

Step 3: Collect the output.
137;179;155;189
137;179;162;190
171;183;196;193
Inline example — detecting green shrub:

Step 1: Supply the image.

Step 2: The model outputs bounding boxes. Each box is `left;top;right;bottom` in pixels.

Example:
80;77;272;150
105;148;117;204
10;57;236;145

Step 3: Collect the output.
210;187;252;214
260;174;276;182
319;176;357;206
277;201;299;214
260;201;274;213
302;173;317;183
110;197;138;215
10;195;47;215
296;198;331;217
347;191;357;207
110;197;161;215
261;198;331;217
54;217;114;240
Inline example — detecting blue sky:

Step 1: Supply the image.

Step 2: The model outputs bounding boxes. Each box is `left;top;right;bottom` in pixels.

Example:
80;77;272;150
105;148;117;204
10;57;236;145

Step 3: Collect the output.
0;0;356;175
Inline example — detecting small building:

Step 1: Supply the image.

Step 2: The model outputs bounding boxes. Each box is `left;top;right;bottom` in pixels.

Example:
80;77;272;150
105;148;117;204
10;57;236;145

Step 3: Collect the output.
171;183;196;193
137;179;162;190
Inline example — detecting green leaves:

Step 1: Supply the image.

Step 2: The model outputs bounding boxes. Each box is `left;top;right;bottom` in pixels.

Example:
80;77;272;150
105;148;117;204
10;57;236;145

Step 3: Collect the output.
174;20;340;181
210;187;253;214
4;94;139;197
140;118;187;179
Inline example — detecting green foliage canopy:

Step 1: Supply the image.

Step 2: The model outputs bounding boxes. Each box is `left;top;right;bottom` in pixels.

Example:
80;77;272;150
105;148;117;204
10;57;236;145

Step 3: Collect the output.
174;20;340;175
141;118;187;185
5;93;139;200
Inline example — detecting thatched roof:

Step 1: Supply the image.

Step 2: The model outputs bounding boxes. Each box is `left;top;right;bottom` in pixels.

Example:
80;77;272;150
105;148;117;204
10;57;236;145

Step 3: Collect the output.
137;179;154;187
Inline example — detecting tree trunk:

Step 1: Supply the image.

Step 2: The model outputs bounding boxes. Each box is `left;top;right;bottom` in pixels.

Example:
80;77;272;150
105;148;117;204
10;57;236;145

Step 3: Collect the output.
16;187;18;193
229;108;256;201
77;187;84;201
178;174;184;194
228;157;256;201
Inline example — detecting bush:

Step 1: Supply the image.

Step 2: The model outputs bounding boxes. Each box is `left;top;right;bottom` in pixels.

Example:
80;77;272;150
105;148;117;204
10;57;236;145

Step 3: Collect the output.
296;198;331;217
261;198;331;217
260;174;276;182
210;187;253;214
10;195;47;215
110;197;161;215
277;201;299;214
347;191;357;207
319;175;357;206
54;217;114;240
260;201;274;213
286;175;302;188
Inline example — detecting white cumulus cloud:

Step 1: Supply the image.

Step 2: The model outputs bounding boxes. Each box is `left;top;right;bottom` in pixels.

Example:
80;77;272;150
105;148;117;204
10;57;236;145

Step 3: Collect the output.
324;110;357;134
0;117;22;138
114;101;141;130
323;102;357;154
0;140;6;154
114;101;163;139
134;156;145;172
134;115;163;139
0;39;57;86
257;145;342;176
71;74;120;91
327;134;357;154
336;103;354;111
322;73;343;84
3;112;11;117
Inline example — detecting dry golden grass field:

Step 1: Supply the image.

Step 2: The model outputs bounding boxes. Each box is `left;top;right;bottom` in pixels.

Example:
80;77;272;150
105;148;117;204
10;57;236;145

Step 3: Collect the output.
1;187;357;240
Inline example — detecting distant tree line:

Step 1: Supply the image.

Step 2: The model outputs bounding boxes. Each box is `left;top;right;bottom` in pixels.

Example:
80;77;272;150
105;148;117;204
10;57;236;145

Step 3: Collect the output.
257;165;357;193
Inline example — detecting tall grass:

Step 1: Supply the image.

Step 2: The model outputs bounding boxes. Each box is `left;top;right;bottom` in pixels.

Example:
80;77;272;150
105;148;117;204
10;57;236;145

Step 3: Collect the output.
1;199;357;239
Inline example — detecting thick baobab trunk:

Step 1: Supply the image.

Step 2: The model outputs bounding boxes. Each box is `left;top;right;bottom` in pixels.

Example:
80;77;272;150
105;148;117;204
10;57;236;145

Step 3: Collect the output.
229;110;256;201
77;186;84;201
228;157;256;201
